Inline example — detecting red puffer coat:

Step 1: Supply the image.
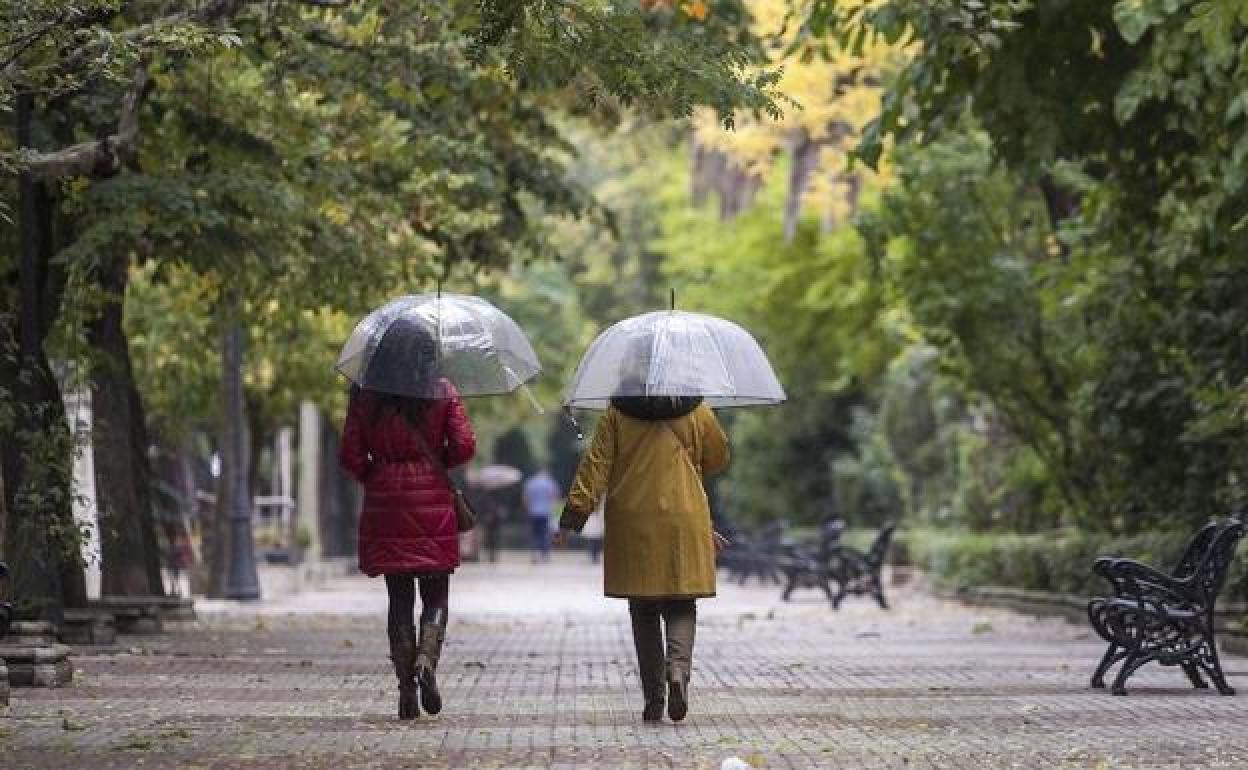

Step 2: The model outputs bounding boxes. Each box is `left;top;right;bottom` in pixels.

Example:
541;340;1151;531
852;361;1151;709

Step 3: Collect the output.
339;382;476;577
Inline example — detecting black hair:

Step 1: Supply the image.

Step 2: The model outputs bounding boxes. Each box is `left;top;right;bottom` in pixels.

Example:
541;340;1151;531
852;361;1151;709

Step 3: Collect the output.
369;390;436;428
610;395;702;420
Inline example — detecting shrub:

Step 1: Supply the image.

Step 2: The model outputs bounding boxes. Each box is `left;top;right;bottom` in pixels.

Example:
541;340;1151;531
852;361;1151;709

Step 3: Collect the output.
901;525;1248;603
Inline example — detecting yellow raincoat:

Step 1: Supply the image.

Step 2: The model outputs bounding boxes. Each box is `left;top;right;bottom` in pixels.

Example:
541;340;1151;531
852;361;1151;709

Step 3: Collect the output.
560;403;730;599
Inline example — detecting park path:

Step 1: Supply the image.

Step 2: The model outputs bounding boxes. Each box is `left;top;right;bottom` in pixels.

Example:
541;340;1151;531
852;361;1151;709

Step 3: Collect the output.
4;552;1248;769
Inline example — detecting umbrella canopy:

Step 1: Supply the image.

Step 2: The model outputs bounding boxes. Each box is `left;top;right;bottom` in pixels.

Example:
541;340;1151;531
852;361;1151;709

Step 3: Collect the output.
564;310;786;409
335;293;540;397
465;464;524;490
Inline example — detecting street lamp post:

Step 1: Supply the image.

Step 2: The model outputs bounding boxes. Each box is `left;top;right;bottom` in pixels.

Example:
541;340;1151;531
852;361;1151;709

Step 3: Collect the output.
221;306;260;601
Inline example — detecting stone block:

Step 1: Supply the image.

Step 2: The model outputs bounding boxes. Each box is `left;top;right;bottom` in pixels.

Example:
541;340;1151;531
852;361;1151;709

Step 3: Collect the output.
0;641;73;687
6;620;58;645
92;595;193;628
114;608;161;635
155;596;196;622
60;609;117;645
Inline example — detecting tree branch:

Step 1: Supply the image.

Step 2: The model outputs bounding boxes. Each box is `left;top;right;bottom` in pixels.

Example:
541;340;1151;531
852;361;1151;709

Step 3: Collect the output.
28;64;149;181
15;0;355;181
304;28;366;53
0;13;70;72
31;0;349;80
34;0;249;81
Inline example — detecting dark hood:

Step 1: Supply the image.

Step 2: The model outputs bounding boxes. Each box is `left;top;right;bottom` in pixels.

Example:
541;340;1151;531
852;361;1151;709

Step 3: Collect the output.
610;395;703;420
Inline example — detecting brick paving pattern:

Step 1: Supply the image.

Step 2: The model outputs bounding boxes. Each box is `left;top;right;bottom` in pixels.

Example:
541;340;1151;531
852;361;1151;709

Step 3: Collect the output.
3;553;1247;769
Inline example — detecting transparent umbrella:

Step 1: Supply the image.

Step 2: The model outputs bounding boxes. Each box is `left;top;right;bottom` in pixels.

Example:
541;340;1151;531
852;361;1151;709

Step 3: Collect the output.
564;310;786;409
465;464;524;490
335;293;540;397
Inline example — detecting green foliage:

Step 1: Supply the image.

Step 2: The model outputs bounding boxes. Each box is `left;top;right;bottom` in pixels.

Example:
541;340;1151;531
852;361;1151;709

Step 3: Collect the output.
857;112;1248;530
860;126;1110;521
906;524;1248;604
877;348;960;525
468;0;783;126
808;0;1248;532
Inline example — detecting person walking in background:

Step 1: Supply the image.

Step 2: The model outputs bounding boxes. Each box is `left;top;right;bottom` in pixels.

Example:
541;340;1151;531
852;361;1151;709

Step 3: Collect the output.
554;393;730;723
523;466;561;563
338;332;476;720
480;491;506;564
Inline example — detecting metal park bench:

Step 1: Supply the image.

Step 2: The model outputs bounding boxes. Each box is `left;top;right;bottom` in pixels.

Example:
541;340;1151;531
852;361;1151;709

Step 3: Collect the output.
1087;518;1244;695
780;517;846;602
826;522;896;610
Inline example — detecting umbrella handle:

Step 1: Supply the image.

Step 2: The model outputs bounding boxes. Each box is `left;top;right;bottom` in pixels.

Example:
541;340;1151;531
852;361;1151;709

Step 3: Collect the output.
562;406;584;442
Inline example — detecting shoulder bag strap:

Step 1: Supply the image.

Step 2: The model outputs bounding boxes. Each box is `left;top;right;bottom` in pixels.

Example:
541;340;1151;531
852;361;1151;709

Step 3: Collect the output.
409;423;461;493
660;419;702;477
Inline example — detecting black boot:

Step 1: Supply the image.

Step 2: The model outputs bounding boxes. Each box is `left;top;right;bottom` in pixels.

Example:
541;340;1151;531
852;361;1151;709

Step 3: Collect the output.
415;607;447;715
667;677;688;722
388;625;419;720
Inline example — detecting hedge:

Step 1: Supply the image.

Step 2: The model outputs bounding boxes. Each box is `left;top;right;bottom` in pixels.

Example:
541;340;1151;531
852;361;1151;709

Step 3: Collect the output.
893;526;1248;605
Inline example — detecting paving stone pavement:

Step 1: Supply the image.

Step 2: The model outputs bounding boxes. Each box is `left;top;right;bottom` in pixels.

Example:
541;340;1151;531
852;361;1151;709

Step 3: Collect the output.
3;552;1248;769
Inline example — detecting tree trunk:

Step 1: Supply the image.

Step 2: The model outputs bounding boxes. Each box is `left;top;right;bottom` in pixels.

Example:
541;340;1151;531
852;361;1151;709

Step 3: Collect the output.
690;140;709;206
1;92;87;616
1038;174;1079;259
722;166;762;221
822;172;863;234
783;129;821;243
719;165;741;220
89;249;165;597
0;344;85;615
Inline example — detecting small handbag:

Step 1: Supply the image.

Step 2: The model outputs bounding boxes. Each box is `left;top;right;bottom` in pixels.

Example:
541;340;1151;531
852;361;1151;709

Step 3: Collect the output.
450;487;477;533
412;430;478;533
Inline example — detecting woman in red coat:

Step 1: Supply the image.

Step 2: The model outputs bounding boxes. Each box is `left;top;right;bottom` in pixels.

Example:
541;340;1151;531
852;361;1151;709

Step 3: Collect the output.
339;379;476;720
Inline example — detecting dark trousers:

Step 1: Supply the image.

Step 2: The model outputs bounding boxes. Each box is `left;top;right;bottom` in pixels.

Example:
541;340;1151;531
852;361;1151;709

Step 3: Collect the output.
529;515;550;559
384;574;449;632
484;521;501;563
628;599;697;705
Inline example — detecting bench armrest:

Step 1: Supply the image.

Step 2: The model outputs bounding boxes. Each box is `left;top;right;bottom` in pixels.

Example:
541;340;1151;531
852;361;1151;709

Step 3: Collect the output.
827;544;872;571
1095;557;1198;608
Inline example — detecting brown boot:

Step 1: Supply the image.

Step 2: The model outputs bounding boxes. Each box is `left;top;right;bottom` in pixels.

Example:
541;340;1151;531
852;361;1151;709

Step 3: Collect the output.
414;608;447;715
388;625;419;720
629;600;666;722
663;600;697;722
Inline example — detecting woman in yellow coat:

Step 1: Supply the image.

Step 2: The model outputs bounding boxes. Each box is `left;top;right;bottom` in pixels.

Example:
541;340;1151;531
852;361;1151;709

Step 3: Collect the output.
555;394;730;723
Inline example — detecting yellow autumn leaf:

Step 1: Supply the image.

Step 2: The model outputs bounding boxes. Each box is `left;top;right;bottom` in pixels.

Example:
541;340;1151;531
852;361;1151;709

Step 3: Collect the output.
321;202;350;226
681;0;709;20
